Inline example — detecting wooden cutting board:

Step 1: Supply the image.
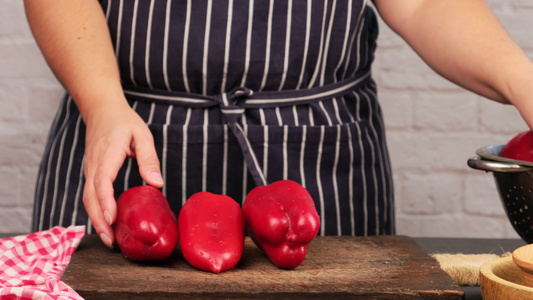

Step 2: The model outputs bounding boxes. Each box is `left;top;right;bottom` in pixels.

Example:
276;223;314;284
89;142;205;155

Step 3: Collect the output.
62;235;464;299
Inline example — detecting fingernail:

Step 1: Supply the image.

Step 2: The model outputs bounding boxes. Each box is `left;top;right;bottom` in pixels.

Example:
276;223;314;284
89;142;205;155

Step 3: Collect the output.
151;171;163;184
104;210;112;225
100;233;113;249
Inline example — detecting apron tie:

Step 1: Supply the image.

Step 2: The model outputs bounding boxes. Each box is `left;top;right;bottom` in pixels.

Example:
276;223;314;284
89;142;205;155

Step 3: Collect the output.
214;87;267;186
214;86;253;123
123;71;372;188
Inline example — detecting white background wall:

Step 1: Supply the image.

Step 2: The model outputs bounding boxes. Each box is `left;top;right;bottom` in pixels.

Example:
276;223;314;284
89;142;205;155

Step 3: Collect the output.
1;1;531;238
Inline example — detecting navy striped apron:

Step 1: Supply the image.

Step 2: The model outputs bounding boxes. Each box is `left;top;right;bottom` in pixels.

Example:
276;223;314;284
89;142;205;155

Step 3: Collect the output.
32;0;395;236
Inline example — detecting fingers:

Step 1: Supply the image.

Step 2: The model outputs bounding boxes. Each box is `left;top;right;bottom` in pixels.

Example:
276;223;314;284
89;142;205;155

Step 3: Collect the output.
133;129;164;188
84;145;127;248
83;181;114;248
93;146;126;224
84;136;130;248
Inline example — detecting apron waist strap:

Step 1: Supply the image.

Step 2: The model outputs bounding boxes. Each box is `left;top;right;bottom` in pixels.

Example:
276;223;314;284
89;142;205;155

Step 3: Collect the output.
123;71;371;108
122;72;372;187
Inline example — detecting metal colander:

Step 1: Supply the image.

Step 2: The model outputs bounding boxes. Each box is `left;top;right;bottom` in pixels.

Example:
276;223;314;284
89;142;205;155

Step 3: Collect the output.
468;144;533;243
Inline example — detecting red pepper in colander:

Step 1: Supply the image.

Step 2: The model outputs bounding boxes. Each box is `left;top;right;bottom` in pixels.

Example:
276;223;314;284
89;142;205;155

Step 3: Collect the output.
501;130;533;162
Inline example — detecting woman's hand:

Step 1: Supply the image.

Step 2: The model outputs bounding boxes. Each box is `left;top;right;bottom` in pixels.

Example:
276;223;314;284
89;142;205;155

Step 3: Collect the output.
82;100;163;248
24;0;163;247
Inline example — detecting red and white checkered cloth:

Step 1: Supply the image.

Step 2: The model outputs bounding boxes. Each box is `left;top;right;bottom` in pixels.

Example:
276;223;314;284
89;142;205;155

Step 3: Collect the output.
0;226;86;300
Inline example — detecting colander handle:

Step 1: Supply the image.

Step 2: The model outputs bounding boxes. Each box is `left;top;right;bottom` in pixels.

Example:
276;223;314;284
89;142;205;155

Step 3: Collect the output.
467;156;533;173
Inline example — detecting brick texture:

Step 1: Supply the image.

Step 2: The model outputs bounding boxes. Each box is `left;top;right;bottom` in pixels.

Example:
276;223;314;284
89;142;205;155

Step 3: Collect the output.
1;1;532;239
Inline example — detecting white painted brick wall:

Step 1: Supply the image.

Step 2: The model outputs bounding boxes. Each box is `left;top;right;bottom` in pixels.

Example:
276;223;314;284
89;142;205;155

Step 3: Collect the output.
0;1;531;239
0;0;64;234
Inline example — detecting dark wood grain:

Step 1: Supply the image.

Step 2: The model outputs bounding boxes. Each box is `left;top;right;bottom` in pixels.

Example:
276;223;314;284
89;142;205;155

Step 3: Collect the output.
62;235;464;299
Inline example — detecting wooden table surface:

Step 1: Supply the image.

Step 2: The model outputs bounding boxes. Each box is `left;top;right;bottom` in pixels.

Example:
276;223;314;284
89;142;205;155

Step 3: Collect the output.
62;235;464;299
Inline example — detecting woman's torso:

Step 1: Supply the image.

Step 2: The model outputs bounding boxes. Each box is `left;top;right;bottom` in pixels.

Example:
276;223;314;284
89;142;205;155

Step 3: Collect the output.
91;0;394;236
100;0;377;96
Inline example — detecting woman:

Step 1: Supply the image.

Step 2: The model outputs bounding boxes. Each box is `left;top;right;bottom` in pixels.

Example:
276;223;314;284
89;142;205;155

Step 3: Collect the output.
25;0;533;248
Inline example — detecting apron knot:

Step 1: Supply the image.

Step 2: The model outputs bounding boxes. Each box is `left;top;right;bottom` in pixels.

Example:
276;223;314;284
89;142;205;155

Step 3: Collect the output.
214;86;268;186
228;86;254;100
215;86;254;124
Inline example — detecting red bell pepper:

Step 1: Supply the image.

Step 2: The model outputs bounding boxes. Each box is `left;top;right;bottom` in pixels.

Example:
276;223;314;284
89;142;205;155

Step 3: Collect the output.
113;185;179;261
243;180;320;269
501;130;533;162
178;192;245;273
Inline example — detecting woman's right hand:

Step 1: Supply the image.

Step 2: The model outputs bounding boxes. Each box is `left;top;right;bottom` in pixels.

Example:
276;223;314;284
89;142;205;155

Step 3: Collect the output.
82;100;163;248
24;0;163;247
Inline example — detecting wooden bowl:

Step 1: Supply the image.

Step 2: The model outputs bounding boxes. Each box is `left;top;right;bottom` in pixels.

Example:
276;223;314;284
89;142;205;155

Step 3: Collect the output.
513;244;533;287
479;256;533;300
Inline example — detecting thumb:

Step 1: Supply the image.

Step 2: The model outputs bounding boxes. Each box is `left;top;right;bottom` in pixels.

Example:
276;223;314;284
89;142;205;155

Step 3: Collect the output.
133;132;163;188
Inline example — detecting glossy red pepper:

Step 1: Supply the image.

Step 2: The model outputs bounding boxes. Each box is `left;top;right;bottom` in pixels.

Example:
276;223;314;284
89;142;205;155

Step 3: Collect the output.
178;192;245;273
243;180;320;269
113;185;179;261
501;130;533;162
